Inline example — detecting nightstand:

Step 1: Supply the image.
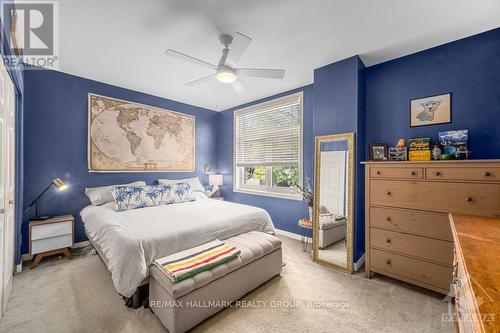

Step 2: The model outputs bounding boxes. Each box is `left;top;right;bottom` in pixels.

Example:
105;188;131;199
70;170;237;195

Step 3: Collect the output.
210;196;224;201
29;215;74;269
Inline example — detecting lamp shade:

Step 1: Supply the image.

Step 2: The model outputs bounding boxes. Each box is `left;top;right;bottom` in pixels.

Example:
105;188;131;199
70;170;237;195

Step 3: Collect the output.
209;174;223;186
52;178;68;191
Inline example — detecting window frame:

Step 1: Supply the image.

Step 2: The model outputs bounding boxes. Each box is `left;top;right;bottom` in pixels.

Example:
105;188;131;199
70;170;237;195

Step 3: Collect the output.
233;91;303;200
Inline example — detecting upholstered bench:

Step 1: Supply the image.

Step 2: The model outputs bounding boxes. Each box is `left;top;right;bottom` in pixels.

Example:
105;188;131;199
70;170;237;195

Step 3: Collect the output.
318;217;347;249
149;231;282;333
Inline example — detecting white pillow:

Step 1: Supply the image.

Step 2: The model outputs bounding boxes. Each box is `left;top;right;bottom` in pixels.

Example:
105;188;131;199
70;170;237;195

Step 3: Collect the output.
85;181;146;206
192;191;209;200
157;177;205;193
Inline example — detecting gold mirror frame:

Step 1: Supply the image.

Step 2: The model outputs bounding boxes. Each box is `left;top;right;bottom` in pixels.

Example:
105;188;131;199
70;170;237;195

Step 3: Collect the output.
312;132;355;273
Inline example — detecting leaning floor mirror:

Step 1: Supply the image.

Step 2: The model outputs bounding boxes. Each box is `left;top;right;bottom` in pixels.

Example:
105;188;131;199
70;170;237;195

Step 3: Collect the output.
313;133;355;273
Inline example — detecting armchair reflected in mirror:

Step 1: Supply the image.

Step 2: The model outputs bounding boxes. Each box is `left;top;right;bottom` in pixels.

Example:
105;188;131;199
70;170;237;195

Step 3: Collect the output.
313;133;355;273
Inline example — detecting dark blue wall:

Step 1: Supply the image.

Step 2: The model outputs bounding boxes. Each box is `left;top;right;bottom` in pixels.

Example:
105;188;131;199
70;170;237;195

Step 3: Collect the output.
313;56;362;137
218;85;314;235
313;56;366;262
366;27;500;158
22;69;219;255
320;141;348;151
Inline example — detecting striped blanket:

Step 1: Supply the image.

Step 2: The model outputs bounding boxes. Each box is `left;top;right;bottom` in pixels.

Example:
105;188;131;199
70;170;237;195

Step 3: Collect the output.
154;240;241;283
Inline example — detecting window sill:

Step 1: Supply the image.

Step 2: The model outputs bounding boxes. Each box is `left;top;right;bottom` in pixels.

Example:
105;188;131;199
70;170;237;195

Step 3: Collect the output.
233;188;303;201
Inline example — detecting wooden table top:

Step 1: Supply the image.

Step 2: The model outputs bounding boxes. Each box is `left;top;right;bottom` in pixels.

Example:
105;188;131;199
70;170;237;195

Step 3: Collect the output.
29;214;74;226
449;214;500;332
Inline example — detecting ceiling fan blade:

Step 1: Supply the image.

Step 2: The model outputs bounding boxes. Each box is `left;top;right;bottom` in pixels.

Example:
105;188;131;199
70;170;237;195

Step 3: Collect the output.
231;79;246;95
238;68;285;79
185;74;216;86
225;32;252;67
165;49;218;70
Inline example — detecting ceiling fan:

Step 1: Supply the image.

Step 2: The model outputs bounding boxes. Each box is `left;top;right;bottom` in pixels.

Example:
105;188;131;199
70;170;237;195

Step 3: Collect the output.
164;32;285;94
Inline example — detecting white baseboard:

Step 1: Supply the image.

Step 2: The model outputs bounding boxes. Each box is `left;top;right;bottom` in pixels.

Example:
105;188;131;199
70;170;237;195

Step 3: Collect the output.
74;240;91;249
21;240;91;263
21;253;33;262
354;254;365;272
15;264;22;274
275;228;310;241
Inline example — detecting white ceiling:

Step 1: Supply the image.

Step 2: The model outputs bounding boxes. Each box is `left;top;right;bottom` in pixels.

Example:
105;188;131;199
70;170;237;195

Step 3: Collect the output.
58;0;500;111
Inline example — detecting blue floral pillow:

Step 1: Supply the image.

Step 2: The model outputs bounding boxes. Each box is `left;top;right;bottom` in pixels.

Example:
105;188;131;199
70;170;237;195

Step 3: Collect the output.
112;183;195;212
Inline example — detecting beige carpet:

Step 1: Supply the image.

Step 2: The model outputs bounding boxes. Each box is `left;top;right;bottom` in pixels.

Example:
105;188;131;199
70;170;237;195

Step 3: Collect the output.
318;239;347;266
0;236;454;333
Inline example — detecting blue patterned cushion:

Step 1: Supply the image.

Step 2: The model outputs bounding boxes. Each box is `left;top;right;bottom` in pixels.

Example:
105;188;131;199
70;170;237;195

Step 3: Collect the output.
111;183;195;212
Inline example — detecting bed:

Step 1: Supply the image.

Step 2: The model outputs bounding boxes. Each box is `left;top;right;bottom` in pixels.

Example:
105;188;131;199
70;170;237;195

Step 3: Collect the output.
80;194;275;298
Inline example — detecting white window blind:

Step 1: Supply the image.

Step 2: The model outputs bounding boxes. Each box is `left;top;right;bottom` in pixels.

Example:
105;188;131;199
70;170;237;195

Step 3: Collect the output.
235;94;302;167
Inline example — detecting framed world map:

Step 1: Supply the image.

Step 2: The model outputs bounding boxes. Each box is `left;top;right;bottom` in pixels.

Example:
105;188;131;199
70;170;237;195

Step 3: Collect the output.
88;94;195;172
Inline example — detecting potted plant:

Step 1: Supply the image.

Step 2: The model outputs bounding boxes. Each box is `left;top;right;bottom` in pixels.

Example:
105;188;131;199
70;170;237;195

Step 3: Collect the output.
292;177;313;220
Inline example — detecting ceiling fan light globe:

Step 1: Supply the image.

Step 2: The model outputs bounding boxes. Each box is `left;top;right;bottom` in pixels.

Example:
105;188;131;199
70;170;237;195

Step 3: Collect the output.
216;70;237;84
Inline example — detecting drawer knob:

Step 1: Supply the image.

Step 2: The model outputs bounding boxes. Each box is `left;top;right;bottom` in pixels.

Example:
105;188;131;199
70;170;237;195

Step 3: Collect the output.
376;171;381;175
411;171;416;176
386;217;391;222
385;238;391;244
483;171;491;177
385;259;391;265
386;191;391;196
434;171;441;176
0;208;5;214
465;197;472;202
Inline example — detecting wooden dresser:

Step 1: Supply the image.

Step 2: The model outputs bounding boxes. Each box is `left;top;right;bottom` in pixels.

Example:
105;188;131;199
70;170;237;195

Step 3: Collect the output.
450;214;499;333
363;160;500;294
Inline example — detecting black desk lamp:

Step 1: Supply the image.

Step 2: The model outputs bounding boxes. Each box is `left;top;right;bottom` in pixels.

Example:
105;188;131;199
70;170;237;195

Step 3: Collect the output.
25;178;68;220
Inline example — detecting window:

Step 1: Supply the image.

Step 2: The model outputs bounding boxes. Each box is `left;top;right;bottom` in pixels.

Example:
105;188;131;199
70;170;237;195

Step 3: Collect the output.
234;92;303;199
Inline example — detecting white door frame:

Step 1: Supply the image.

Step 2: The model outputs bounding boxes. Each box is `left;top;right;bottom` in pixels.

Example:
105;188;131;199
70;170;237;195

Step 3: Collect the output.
0;56;16;316
319;150;347;215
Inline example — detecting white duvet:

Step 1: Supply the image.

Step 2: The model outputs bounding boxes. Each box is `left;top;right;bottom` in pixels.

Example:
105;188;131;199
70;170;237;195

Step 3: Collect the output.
80;197;275;297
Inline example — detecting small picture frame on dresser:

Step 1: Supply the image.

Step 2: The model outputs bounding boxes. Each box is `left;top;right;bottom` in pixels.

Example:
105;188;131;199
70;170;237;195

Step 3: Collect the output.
369;144;388;161
388;147;408;161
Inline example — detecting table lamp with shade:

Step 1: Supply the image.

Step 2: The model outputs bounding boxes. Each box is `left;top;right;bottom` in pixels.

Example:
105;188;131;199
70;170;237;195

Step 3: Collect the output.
25;178;68;220
208;174;223;197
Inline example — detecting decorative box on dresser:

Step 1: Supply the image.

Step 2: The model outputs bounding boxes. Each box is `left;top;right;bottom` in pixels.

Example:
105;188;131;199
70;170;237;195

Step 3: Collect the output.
362;160;500;294
449;214;499;333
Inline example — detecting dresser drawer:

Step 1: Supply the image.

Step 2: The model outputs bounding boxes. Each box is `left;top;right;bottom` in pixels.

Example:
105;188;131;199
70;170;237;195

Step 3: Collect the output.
370;167;423;180
31;220;73;240
370;207;452;241
426;167;500;182
31;234;73;255
370;228;453;265
370;248;453;291
370;180;500;217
